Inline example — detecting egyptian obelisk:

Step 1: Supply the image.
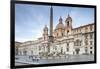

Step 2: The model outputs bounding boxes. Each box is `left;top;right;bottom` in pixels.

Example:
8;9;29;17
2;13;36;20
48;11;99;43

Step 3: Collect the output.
49;6;54;43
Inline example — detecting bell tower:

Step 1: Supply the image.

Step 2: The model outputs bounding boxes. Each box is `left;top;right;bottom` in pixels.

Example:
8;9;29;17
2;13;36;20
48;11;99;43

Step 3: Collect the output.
43;25;48;41
65;14;72;35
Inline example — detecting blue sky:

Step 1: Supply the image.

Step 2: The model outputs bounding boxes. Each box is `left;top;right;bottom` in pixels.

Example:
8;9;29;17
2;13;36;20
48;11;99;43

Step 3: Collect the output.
15;4;94;42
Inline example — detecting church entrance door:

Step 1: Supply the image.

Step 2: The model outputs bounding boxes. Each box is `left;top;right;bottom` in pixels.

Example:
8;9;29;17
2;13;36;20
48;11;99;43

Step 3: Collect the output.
75;48;80;55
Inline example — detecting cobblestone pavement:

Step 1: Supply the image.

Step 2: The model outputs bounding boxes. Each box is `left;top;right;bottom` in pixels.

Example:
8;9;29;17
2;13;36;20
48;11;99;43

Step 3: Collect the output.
15;55;94;66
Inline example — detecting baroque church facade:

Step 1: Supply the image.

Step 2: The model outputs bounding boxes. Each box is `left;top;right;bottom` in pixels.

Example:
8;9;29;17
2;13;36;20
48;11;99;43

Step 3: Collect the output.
15;7;95;58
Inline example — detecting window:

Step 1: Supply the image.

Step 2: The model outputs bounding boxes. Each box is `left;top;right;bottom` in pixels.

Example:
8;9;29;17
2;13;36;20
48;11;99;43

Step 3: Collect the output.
85;27;88;31
85;47;88;53
66;43;69;51
85;34;88;39
73;52;75;55
61;48;63;54
67;43;69;46
90;47;92;49
90;41;93;45
90;51;92;54
85;40;88;45
80;29;81;32
90;34;93;39
90;25;92;31
67;48;69;52
80;41;81;46
67;21;69;26
74;40;81;46
67;30;69;33
77;40;79;46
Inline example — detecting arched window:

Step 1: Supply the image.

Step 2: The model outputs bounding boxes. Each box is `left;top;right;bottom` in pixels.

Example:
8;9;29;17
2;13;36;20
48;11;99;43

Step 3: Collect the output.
90;51;92;54
75;48;80;54
67;30;69;33
67;21;69;26
74;40;81;46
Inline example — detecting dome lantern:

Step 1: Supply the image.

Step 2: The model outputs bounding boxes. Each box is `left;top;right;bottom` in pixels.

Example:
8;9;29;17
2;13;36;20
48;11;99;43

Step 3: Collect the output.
59;16;63;23
43;25;48;31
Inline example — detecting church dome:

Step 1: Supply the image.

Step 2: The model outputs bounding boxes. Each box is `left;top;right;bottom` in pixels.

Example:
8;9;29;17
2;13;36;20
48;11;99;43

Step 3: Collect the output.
55;16;64;30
